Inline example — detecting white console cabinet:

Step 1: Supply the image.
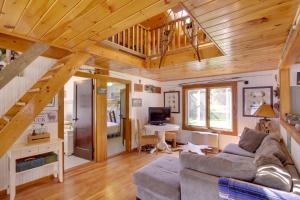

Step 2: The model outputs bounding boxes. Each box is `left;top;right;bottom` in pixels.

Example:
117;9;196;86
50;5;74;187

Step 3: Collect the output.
7;139;63;200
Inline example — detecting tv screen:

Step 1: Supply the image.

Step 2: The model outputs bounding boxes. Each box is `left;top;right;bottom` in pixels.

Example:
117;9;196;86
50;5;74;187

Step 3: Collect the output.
149;107;171;125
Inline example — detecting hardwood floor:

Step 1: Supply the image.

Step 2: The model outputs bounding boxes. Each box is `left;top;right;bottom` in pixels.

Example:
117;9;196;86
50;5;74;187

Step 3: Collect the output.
0;151;178;200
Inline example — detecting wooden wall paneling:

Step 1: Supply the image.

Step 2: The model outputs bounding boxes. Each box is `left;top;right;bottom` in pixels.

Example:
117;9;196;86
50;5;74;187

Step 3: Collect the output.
95;78;108;162
0;43;49;90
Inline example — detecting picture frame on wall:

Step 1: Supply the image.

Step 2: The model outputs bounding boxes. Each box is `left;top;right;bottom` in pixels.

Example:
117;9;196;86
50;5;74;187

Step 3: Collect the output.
243;86;273;117
164;91;180;113
132;98;142;107
46;97;56;107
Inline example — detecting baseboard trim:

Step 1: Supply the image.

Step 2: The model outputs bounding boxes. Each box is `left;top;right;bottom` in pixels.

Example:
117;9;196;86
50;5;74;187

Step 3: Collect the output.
0;175;55;197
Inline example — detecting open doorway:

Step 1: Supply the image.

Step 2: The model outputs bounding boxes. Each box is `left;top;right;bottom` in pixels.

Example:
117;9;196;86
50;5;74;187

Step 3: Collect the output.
63;76;93;170
107;81;127;157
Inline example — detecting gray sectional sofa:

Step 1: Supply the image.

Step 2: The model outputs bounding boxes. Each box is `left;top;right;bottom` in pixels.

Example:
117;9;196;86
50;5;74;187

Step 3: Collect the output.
133;133;300;200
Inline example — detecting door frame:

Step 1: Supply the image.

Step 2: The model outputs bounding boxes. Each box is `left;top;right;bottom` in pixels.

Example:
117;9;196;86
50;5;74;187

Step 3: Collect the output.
59;71;132;163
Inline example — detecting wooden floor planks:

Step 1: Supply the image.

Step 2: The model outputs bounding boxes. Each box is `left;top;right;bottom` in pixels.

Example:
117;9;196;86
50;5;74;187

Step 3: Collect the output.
0;151;177;200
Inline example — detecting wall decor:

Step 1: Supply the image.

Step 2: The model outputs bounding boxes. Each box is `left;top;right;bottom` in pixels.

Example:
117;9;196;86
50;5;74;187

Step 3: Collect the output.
46;97;56;107
33;111;58;124
297;72;300;85
164;91;180;113
132;98;142;107
134;83;143;92
243;86;273;117
144;85;161;93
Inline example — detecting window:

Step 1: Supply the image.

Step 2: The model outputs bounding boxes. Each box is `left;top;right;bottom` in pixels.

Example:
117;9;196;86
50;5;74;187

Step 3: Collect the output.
183;82;237;135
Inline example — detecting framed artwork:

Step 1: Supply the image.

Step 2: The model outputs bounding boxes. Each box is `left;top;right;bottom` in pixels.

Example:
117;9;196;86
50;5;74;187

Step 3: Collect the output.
132;98;142;107
33;111;58;124
46;97;56;107
164;91;180;113
243;86;273;117
297;72;300;85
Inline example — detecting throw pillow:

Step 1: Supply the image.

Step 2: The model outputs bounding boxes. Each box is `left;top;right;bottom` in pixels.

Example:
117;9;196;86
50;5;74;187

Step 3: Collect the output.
256;135;287;164
239;127;268;153
254;164;292;192
253;154;283;168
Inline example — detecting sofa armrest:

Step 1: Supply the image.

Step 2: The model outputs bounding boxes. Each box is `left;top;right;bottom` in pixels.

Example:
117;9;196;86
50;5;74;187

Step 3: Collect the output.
179;152;256;181
180;168;219;200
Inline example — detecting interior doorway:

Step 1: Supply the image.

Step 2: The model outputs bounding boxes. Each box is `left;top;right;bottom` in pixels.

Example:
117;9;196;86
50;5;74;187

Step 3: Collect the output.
63;77;93;170
107;81;127;157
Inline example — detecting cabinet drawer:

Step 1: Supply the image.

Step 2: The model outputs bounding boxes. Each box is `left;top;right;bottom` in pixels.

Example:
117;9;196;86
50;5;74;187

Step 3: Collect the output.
38;144;57;154
21;147;38;158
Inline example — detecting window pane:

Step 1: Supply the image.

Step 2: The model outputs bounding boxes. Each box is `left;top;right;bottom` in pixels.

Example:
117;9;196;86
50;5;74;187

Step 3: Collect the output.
187;89;206;126
209;87;232;130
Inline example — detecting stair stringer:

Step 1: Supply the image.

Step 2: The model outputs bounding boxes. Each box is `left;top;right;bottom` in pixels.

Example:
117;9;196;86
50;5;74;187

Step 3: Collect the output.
0;52;90;157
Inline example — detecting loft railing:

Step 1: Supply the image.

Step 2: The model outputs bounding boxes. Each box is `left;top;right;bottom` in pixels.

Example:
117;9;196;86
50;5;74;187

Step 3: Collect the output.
103;17;210;58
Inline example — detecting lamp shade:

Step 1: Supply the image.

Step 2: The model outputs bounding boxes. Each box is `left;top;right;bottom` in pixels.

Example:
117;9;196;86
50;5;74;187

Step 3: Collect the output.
254;104;276;118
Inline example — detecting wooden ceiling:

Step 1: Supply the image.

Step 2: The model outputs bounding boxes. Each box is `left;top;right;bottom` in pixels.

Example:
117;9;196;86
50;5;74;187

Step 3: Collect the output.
0;0;181;50
0;0;299;81
106;0;300;81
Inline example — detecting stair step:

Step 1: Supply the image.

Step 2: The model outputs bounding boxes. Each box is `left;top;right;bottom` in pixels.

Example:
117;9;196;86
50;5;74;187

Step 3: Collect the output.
48;63;64;71
39;75;53;81
16;102;26;106
28;88;41;93
3;116;12;122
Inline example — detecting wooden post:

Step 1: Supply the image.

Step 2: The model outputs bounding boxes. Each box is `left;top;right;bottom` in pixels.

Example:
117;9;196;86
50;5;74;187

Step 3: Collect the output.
279;68;291;119
95;78;107;162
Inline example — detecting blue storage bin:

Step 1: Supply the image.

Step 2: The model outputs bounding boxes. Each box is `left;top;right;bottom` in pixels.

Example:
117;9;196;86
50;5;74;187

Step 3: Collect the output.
16;156;45;172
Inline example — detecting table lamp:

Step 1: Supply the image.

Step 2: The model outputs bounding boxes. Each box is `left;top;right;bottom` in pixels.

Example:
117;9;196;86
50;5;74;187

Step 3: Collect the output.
254;104;276;133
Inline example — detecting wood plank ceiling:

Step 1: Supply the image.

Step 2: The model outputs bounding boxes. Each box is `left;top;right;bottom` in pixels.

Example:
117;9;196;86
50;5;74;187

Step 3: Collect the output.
104;0;300;81
0;0;181;50
0;0;299;81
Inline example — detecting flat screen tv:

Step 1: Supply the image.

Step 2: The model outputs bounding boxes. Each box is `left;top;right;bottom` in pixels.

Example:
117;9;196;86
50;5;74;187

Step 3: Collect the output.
148;107;171;125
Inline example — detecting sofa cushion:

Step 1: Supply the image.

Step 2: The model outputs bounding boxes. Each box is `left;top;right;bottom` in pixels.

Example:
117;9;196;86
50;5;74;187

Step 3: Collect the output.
180;152;256;181
285;164;300;195
253;154;283;167
254;164;292;192
223;143;255;158
238;127;267;153
256;135;287;164
133;156;180;200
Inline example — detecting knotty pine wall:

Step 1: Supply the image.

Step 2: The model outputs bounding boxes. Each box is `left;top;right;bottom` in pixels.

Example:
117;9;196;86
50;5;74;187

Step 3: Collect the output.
0;56;57;191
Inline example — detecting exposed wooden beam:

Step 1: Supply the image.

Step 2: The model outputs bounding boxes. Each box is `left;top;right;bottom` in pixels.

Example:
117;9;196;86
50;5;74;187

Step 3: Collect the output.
86;44;146;68
0;43;49;90
279;6;300;69
0;52;90;157
148;45;222;68
0;33;70;59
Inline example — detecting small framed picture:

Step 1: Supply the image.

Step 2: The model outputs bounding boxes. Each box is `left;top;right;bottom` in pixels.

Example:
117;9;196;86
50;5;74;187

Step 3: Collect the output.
132;98;142;107
297;72;300;85
243;86;273;117
164;91;180;113
46;97;56;107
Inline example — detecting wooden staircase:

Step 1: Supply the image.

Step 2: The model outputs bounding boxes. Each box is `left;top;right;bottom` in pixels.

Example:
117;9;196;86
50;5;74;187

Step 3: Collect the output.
0;52;90;157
